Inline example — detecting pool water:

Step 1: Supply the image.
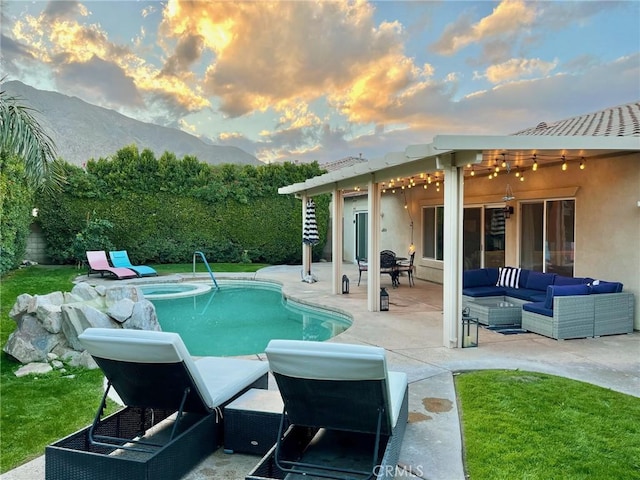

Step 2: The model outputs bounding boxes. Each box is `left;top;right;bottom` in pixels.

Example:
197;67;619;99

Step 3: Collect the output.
149;282;351;356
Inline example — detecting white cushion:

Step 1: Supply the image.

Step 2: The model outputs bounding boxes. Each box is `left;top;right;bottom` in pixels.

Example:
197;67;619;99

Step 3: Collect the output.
195;357;269;406
265;339;407;428
78;328;268;409
266;339;387;381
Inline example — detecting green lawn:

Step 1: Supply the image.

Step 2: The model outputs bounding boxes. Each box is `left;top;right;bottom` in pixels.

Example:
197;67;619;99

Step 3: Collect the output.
455;370;640;479
1;267;639;477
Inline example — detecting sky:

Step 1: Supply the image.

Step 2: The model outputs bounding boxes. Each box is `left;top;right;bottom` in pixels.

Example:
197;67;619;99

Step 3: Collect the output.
1;0;639;164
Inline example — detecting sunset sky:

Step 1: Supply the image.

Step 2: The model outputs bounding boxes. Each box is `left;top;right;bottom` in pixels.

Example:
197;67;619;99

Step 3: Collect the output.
2;0;639;164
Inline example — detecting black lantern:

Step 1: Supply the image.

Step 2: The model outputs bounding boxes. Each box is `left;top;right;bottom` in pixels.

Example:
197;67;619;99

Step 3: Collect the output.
342;275;349;294
380;287;389;311
462;307;479;348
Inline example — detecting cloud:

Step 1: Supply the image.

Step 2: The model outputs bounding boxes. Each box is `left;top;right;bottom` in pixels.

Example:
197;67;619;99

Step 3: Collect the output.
57;56;143;107
159;0;414;123
160;33;205;77
483;58;558;84
431;0;537;57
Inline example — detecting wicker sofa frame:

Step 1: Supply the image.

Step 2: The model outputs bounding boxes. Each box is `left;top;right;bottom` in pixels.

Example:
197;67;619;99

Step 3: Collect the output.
521;292;634;340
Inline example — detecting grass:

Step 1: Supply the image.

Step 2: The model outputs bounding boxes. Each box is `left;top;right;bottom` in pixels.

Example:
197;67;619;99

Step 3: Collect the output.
455;370;640;479
0;263;266;473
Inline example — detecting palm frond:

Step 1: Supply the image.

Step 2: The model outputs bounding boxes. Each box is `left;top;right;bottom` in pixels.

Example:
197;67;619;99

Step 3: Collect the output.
0;84;62;192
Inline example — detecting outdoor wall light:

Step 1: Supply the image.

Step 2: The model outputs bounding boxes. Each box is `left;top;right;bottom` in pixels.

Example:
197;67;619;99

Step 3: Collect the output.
503;205;514;219
380;287;389;311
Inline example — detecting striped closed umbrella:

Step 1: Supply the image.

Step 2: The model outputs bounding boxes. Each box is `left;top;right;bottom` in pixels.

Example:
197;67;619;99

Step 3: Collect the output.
303;199;319;246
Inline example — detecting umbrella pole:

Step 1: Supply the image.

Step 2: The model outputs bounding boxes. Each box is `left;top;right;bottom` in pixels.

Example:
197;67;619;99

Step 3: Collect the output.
307;244;312;276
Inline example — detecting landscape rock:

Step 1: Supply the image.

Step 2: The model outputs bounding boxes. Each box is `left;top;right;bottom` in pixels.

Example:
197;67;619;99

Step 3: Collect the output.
123;300;161;330
9;293;33;321
107;298;135;323
63;292;83;304
68;350;98;369
2;315;62;363
70;283;100;301
61;303;117;350
15;362;53;377
4;282;161;366
37;303;63;333
28;292;64;313
105;286;143;307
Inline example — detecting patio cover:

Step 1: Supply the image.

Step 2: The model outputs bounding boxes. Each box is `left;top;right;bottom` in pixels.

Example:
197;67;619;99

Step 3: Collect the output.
278;134;639;348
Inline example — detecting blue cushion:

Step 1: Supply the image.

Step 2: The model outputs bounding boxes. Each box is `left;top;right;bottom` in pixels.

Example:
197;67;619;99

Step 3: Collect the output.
485;268;499;285
523;301;553;317
496;267;521;288
503;288;543;302
554;276;590;286
591;281;623;294
544;284;591;309
530;293;547;303
463;269;490;288
526;271;556;291
462;286;506;297
518;269;530;288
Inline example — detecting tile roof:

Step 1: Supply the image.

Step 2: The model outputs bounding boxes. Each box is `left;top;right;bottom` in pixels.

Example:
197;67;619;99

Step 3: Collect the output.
512;101;640;137
323;155;367;171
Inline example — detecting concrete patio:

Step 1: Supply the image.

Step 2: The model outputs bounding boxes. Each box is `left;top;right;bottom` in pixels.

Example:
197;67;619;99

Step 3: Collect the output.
3;262;639;480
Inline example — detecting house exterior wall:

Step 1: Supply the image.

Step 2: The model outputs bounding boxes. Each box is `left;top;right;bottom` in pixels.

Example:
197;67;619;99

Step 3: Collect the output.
338;152;639;329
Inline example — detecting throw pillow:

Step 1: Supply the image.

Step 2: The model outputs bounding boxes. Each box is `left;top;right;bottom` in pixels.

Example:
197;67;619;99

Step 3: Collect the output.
496;267;521;289
591;281;623;294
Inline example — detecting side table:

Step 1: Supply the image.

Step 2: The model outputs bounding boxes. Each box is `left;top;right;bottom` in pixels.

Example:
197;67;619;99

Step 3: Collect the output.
224;388;287;456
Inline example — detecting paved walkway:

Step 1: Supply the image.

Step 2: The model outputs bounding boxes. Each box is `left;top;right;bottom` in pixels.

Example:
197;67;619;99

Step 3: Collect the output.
3;263;639;480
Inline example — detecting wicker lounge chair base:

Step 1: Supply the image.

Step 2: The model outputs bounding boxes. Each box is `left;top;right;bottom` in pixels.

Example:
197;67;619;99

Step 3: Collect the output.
46;407;215;480
247;388;409;480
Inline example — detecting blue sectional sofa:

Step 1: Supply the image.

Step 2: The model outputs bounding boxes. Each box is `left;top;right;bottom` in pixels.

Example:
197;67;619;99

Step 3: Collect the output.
463;267;635;340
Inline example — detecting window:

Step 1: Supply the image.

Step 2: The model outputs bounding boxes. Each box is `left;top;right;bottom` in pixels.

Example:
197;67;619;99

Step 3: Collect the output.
422;206;444;260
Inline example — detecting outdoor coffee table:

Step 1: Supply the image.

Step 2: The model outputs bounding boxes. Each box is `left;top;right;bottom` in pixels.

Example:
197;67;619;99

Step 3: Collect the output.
467;298;522;327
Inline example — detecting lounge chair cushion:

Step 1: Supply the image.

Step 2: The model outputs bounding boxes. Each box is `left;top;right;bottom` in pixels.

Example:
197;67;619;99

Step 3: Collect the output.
266;339;407;429
78;328;268;409
462;286;506;297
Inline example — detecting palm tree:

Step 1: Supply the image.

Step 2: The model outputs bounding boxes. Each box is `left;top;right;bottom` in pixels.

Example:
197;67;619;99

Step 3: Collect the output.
0;80;62;191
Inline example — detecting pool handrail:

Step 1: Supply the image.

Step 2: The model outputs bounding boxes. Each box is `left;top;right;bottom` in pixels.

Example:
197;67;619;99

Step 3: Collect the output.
193;251;220;290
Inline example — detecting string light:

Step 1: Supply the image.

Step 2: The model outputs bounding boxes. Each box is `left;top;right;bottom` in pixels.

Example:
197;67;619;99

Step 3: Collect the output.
561;155;567;171
580;157;586;170
532;154;538;171
470;166;475;176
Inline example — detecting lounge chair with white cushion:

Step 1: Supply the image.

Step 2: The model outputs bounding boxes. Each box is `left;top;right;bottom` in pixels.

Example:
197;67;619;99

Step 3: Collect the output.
247;339;408;480
46;328;269;480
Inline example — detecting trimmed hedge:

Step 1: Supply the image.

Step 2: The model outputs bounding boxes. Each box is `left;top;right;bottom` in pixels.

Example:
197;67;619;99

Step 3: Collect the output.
0;154;33;275
35;147;329;265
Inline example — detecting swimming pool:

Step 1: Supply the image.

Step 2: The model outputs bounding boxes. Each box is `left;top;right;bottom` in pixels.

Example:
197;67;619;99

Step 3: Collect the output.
147;281;352;356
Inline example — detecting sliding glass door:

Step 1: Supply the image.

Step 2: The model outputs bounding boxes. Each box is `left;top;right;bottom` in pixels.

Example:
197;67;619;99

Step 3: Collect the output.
463;206;505;269
520;199;575;275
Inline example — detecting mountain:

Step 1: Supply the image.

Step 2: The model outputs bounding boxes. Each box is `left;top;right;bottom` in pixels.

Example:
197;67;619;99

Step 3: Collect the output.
2;81;261;166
